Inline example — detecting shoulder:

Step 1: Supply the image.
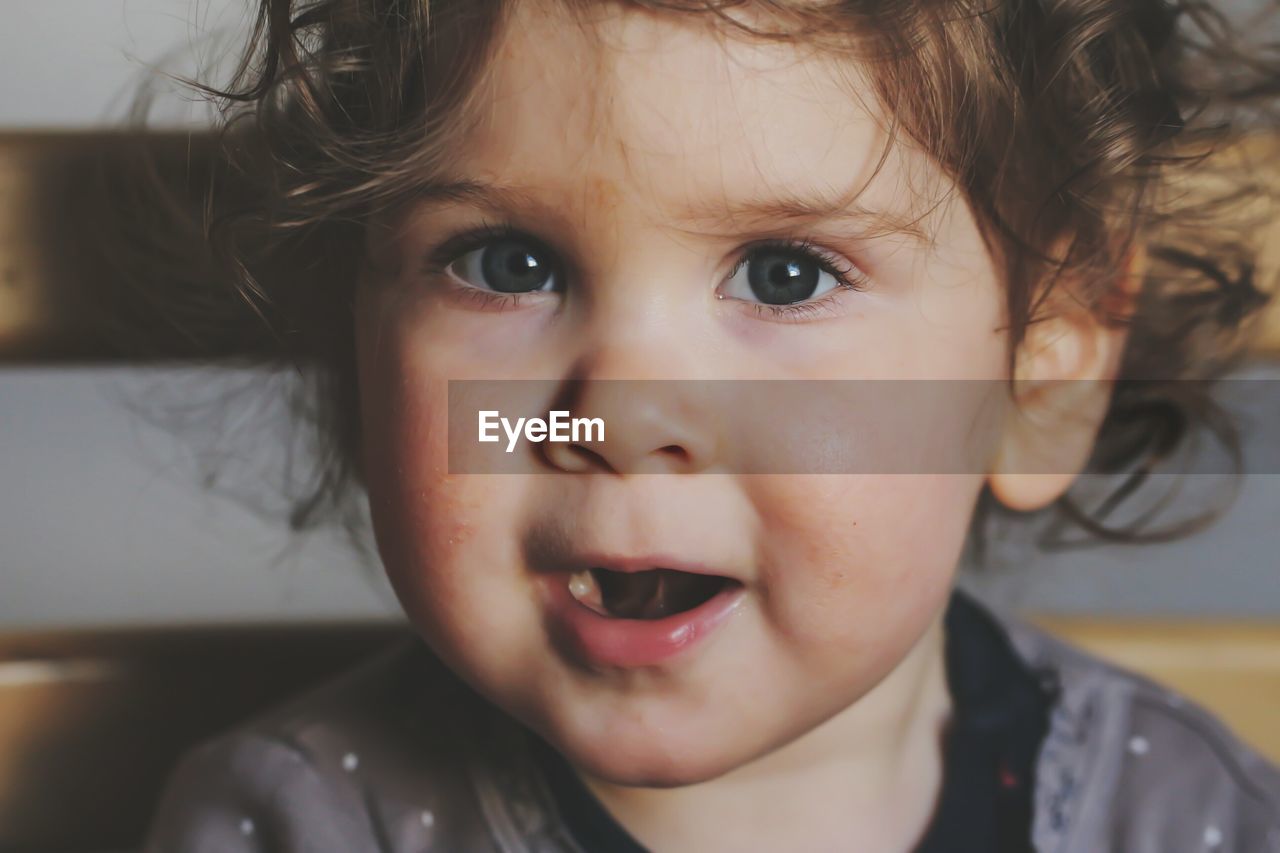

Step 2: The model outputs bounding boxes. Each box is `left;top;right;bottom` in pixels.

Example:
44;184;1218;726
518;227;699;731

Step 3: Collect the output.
146;636;500;853
987;603;1280;852
145;729;375;852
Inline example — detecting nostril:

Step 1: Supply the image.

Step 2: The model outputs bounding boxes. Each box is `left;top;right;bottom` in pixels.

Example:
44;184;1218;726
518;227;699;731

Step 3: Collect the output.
541;440;614;473
569;444;610;468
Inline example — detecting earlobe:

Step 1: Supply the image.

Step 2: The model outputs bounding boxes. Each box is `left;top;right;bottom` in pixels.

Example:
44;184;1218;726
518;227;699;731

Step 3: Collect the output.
986;254;1138;512
986;374;1113;512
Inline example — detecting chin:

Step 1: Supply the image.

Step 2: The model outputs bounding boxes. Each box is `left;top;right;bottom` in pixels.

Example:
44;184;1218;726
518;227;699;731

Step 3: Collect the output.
575;749;739;789
546;719;760;788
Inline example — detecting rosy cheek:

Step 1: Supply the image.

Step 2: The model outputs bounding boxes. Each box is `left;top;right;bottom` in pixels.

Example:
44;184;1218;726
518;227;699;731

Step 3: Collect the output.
415;468;481;532
375;485;495;648
361;373;477;577
853;477;978;586
390;474;485;568
750;474;973;644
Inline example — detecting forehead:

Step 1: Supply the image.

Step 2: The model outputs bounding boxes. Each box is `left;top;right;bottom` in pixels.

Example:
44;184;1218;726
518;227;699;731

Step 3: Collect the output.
443;0;941;232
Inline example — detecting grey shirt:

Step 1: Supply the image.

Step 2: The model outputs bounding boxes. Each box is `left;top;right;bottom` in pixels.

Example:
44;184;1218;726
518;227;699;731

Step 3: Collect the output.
146;600;1280;852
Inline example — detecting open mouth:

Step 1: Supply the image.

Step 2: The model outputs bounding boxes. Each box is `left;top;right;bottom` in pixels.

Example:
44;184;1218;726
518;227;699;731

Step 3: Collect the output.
568;567;736;620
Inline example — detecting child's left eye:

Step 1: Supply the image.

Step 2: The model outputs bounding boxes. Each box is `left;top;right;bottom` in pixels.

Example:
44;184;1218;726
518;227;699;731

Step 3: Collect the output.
719;241;866;317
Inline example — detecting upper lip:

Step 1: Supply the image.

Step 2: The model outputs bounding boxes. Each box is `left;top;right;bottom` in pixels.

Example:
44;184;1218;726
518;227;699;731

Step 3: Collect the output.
565;553;738;581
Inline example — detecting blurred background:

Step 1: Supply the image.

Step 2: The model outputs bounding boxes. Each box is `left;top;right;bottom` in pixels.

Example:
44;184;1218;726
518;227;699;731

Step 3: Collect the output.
0;1;1277;850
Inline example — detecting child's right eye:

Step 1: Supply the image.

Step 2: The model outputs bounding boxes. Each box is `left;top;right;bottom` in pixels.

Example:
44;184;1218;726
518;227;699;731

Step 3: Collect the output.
444;237;559;294
425;223;562;299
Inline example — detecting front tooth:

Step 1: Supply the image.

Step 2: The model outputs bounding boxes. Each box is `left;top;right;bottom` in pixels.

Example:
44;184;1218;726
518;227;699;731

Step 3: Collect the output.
568;569;607;614
569;569;594;601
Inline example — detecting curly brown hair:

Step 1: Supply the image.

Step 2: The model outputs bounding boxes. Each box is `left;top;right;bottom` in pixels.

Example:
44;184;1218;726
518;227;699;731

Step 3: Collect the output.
132;0;1280;553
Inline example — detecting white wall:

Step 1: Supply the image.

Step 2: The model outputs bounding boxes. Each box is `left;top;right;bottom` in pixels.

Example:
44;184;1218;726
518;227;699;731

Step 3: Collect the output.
2;0;248;129
1;367;402;627
5;0;1272;130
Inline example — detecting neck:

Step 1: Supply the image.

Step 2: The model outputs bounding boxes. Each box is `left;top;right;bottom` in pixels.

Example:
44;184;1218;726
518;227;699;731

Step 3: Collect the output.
579;612;952;853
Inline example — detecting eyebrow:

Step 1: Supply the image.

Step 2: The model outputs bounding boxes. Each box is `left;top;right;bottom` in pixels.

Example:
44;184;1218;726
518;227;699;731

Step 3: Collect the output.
409;179;932;244
673;191;933;244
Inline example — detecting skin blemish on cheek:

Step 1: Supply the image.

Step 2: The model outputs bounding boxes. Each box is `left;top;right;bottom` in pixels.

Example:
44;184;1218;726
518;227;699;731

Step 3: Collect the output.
446;519;476;547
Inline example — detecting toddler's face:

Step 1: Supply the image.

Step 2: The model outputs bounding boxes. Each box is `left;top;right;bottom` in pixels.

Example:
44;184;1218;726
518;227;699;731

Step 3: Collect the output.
356;2;1011;785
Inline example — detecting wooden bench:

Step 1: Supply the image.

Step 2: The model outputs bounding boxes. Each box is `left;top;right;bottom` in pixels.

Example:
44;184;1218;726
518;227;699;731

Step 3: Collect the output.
0;624;406;851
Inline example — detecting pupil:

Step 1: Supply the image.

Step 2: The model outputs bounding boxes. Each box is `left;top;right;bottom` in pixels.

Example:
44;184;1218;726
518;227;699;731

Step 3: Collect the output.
482;240;550;293
747;250;820;305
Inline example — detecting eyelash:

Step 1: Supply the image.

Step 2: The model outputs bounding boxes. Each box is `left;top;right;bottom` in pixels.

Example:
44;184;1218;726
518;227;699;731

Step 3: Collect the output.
726;237;869;323
422;222;870;319
422;221;554;312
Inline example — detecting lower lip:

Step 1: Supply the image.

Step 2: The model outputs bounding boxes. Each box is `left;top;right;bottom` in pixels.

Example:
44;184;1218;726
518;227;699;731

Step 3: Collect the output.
542;574;747;668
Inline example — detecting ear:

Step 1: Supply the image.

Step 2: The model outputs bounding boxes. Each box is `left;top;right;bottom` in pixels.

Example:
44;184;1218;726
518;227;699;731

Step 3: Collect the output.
985;247;1142;511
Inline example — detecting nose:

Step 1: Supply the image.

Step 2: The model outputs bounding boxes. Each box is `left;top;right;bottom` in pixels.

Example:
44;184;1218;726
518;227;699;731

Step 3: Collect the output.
540;356;720;476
